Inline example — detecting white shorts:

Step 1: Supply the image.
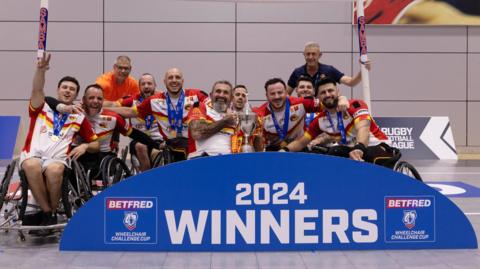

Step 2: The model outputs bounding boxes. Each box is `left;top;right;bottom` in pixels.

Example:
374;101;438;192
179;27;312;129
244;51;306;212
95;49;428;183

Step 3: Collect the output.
19;154;69;172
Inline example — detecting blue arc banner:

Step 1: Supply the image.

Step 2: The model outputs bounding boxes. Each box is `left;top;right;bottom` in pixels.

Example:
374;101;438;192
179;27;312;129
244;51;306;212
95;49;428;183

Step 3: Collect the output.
60;153;477;251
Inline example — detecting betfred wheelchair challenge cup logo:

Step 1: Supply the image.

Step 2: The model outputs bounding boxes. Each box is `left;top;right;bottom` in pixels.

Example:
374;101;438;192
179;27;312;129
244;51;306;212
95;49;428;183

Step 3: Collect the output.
104;197;157;244
384;196;435;242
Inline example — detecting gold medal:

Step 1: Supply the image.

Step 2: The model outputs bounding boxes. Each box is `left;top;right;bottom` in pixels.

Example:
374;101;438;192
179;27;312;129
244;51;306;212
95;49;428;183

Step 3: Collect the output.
170;130;177;138
51;135;60;142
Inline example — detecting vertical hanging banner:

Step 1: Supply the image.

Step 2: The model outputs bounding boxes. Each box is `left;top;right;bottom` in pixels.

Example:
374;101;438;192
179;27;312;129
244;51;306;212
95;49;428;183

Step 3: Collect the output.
60;153;476;251
375;117;457;160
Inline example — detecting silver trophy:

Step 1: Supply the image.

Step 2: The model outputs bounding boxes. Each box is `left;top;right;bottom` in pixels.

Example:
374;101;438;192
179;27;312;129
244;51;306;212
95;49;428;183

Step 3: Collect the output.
238;105;257;153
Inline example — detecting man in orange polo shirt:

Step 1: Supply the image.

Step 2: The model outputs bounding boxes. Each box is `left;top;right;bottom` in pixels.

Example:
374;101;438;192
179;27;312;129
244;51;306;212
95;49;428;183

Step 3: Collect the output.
96;55;140;102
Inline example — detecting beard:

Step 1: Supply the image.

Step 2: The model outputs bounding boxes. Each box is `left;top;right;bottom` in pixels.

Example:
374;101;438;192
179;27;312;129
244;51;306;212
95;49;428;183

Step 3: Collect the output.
213;99;228;112
322;97;338;109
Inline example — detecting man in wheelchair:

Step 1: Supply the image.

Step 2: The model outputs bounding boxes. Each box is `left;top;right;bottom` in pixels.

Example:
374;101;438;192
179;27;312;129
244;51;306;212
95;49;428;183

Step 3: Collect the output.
46;84;160;186
282;77;398;167
20;54;99;234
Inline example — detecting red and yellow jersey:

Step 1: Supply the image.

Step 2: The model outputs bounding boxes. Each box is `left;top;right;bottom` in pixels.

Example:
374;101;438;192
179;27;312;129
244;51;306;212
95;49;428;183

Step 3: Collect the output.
95;71;140;101
255;97;319;148
186;99;235;158
135;89;207;141
305;99;389;146
85;109;132;152
21;102;97;162
119;93;162;141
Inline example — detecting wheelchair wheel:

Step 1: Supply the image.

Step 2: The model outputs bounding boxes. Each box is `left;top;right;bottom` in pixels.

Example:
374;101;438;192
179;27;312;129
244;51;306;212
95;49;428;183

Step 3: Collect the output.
103;158;131;187
393;161;423;182
0;160;17;210
70;160;93;201
152;148;172;168
18;171;29;222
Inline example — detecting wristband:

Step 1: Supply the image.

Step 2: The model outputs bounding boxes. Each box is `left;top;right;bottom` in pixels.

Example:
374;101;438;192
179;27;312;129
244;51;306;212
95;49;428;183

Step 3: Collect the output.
352;142;367;154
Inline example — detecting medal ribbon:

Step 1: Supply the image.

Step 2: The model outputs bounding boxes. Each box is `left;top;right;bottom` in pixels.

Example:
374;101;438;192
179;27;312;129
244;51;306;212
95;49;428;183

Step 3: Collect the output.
166;90;185;135
269;98;290;141
53;110;69;137
138;96;154;130
305;112;315;127
326;111;347;145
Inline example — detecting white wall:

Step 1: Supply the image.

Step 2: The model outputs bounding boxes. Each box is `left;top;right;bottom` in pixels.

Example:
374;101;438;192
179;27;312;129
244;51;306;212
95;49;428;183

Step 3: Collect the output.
0;0;478;147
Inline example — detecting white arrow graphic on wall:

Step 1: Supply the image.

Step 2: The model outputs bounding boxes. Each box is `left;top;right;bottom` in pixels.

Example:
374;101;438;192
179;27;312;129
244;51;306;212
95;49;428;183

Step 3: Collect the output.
419;117;457;160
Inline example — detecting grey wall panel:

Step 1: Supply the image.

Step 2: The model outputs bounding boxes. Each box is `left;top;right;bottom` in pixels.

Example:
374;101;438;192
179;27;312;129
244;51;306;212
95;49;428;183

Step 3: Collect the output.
104;52;235;93
353;26;467;53
0;22;36;50
104;23;235;51
237;52;351;101
0;0;102;21
47;23;103;51
352;53;467;101
373;101;466;146
237;2;351;23
0;22;102;51
105;0;234;22
0;0;39;21
0;52;102;100
237;24;352;52
469;53;480;100
468;27;480;53
468;102;480;146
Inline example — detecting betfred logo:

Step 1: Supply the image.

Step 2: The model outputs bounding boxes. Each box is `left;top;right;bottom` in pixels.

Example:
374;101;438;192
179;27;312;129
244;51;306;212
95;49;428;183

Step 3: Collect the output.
106;198;154;210
386;198;432;208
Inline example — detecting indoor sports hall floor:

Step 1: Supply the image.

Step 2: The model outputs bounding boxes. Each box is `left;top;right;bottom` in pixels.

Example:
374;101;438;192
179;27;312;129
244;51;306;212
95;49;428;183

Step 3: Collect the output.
1;159;479;269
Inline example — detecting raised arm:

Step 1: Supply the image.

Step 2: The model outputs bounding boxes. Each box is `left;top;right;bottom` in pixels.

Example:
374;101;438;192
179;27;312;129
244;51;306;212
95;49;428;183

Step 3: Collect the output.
31;53;51;109
107;106;138;118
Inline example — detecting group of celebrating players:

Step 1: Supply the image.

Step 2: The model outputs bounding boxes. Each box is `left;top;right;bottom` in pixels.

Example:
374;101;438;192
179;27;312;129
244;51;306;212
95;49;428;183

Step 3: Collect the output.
19;42;395;232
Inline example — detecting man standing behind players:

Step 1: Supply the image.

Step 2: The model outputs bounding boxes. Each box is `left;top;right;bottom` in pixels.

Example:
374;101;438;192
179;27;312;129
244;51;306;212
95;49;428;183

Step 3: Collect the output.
21;54;98;228
286;42;370;95
109;68;208;162
96;55;140;102
187;80;238;158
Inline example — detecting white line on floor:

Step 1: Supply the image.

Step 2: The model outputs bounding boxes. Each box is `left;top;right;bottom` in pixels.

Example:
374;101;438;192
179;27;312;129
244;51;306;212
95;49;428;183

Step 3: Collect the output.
465;212;480;216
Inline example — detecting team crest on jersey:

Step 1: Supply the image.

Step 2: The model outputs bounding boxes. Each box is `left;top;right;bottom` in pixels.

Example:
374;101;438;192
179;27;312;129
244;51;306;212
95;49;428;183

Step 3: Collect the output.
68;115;77;121
40;125;47;133
320;74;326;79
402;210;417;229
290;114;299;122
184;104;192;111
99;122;108;128
293;106;299;112
123;211;138;231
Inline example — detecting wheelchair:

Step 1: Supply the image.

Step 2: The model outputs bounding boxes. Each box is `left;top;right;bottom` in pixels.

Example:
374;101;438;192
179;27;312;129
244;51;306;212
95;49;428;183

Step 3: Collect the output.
81;151;132;190
128;141;174;174
309;143;423;182
0;159;90;241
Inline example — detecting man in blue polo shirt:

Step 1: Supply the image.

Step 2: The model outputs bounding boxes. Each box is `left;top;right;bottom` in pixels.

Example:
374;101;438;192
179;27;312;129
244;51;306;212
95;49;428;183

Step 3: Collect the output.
286;42;371;95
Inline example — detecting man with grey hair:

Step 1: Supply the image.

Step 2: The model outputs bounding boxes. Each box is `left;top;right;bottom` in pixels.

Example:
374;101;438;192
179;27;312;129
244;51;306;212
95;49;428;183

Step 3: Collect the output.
286;42;370;95
96;55;140;102
187;80;238;158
